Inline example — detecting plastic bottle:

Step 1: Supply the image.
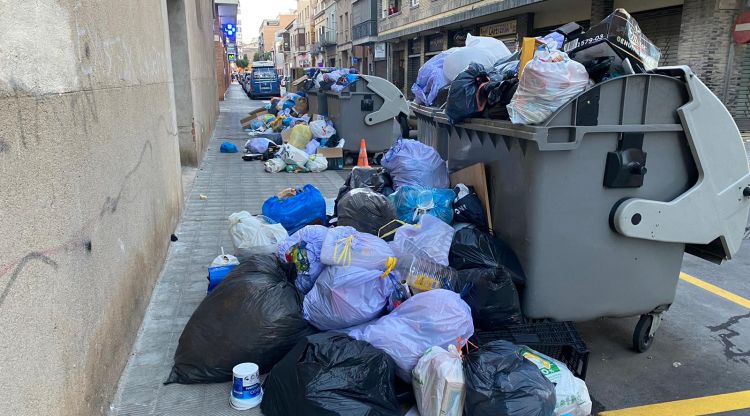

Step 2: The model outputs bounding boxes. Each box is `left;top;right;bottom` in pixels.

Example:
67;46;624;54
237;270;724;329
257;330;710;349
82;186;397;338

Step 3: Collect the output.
397;254;459;294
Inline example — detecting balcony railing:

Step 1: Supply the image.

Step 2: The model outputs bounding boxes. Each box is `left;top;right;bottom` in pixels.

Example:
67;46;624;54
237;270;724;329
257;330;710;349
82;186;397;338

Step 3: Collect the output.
319;29;337;46
352;19;377;40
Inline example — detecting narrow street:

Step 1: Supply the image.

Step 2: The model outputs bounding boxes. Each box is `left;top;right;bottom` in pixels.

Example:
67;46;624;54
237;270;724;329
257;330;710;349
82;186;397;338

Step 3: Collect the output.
109;84;346;416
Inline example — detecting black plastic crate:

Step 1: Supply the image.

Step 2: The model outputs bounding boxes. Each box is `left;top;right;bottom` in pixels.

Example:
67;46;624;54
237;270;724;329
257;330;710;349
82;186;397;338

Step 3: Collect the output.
475;321;589;379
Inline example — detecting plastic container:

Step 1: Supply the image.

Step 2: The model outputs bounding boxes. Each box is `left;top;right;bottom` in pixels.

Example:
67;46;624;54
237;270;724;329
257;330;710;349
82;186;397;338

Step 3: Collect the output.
230;362;263;410
397;254;458;293
325;75;409;153
475;322;589;380
412;67;750;351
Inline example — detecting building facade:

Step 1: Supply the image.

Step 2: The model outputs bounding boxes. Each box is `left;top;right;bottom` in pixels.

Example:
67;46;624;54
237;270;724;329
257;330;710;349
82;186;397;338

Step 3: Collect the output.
313;0;338;66
351;0;383;75
259;13;296;57
377;0;749;130
336;0;353;67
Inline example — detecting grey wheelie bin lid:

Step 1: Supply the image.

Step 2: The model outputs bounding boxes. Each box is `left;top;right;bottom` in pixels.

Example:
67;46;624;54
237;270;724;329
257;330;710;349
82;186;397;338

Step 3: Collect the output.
324;75;409;153
412;66;750;321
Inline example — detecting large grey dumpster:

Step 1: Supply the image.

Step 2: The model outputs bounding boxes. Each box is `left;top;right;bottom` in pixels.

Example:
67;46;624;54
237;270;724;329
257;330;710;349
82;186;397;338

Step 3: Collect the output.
323;75;409;153
412;66;750;351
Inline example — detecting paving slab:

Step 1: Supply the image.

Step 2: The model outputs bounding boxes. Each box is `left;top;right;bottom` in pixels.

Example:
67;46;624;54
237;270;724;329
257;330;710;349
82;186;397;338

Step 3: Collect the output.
110;84;346;416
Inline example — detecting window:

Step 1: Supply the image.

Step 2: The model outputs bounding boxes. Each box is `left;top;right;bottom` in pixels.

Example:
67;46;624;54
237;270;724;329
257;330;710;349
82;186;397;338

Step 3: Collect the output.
411;0;419;6
386;0;400;16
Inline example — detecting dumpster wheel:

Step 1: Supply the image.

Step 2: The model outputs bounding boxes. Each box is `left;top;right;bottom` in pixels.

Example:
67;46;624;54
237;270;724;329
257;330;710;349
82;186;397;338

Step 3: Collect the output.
633;315;654;352
632;310;664;353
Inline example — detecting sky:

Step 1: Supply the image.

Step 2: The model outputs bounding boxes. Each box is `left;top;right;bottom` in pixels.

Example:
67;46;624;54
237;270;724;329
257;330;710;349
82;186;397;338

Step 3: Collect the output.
239;0;297;43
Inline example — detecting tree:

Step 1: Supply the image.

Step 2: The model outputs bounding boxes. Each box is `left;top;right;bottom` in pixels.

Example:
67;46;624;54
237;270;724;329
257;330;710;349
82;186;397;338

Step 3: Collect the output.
253;52;262;61
236;54;249;69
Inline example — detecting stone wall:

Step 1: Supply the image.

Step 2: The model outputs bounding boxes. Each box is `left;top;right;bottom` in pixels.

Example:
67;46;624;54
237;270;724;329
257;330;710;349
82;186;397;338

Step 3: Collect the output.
0;1;215;414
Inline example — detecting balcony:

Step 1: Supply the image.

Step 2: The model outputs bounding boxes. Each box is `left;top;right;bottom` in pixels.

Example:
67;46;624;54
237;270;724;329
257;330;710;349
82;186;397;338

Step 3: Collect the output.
319;29;337;46
311;43;322;55
352;19;377;41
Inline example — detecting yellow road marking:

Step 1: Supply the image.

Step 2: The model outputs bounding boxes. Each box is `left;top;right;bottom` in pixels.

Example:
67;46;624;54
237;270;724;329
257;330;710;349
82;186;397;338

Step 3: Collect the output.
679;272;750;309
599;390;750;416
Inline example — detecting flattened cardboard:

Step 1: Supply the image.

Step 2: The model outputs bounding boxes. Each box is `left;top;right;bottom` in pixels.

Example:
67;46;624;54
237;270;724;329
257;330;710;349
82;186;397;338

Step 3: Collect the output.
449;163;493;230
316;147;343;158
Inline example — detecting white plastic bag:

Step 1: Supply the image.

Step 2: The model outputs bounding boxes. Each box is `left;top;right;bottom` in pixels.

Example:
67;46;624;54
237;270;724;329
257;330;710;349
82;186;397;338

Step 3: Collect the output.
278;143;309;168
309;119;336;139
305;154;328;172
520;347;593;416
264;157;286;173
390;214;455;266
320;226;396;271
347;289;474;381
228;211;288;257
442;34;511;81
412;345;465;416
303;266;393;330
507;50;590;124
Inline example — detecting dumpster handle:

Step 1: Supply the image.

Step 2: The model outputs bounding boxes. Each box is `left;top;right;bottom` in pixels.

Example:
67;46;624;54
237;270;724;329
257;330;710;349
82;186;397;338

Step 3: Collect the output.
360;75;410;126
610;66;750;260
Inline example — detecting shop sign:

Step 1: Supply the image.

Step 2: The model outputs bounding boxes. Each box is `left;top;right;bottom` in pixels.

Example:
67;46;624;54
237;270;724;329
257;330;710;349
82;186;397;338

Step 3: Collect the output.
480;20;517;37
426;34;444;52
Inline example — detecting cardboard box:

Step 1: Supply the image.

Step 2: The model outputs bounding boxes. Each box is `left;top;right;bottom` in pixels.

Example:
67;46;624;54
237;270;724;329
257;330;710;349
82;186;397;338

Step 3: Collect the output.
240;108;267;128
450;163;493;231
291;75;309;93
317;147;344;170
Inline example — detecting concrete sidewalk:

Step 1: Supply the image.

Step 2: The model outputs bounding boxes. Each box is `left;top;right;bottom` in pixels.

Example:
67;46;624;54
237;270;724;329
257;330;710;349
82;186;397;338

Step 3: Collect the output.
109;84;345;416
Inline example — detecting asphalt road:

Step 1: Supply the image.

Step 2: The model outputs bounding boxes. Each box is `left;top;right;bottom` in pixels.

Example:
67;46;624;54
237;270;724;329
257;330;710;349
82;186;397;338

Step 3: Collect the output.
582;235;750;414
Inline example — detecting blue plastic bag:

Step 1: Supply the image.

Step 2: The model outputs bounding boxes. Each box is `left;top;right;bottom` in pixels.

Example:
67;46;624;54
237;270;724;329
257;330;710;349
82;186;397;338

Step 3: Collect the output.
411;49;455;106
389;186;455;225
262;184;327;234
303;266;393;330
381;139;449;190
220;141;239;153
277;225;329;294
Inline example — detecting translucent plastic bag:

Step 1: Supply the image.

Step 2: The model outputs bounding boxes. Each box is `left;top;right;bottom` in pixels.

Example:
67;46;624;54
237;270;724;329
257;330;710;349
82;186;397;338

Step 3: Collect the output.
507;50;590;124
264;157;286;173
381;139;449;190
246;137;274;154
390;213;455;266
520;347;593;416
228;212;288;257
303;266;393;330
389;186;455;224
411;49;456;106
412;345;465;416
278;143;309;168
347;289;474;381
309;119;336;139
262;184;327;234
304;139;320;155
320;226;396;271
277;225;329;294
305;154;327;172
288;124;313;149
443;34;511;82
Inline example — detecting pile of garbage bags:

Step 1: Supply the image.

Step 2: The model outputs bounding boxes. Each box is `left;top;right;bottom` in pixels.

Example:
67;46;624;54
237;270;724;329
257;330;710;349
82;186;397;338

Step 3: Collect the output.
168;131;593;414
241;90;343;174
416;8;661;125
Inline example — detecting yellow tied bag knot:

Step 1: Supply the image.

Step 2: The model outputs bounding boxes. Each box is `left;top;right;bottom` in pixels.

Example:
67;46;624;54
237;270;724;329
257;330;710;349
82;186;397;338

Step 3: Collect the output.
381;257;397;279
332;235;354;266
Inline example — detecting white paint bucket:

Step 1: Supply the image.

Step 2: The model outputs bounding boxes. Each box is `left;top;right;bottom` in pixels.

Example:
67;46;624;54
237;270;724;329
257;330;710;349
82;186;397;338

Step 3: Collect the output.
230;362;263;410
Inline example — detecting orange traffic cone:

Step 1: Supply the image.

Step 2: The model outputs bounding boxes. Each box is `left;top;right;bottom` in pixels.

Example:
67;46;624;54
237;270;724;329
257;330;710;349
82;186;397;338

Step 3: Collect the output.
357;138;370;167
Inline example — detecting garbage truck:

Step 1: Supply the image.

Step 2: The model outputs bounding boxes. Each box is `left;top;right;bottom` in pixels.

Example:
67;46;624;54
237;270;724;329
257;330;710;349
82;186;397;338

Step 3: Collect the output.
411;66;750;352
